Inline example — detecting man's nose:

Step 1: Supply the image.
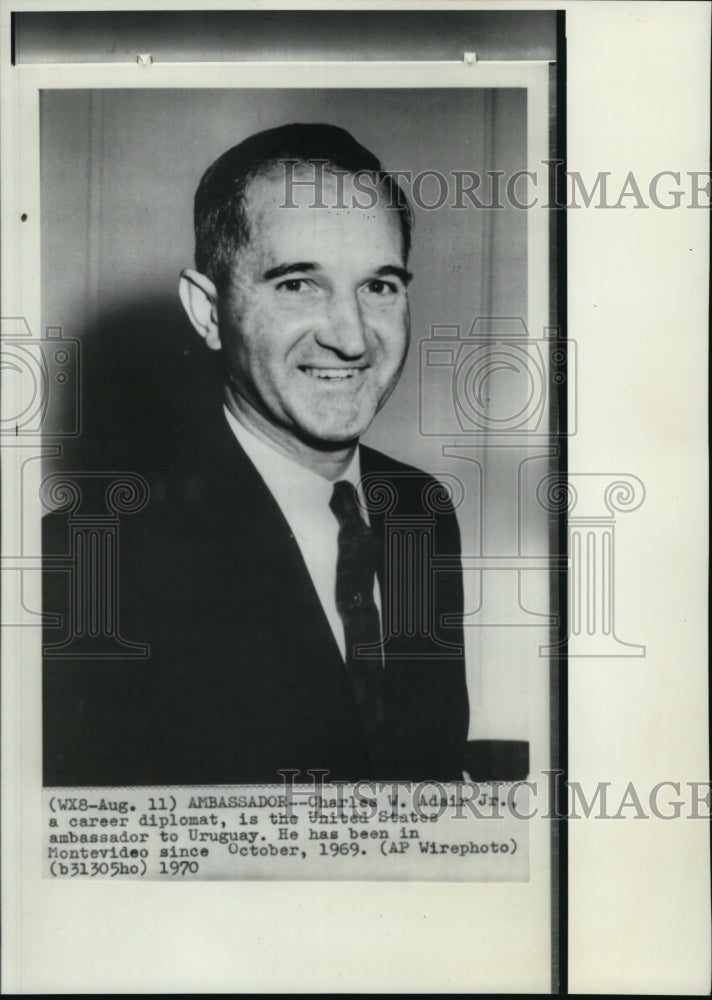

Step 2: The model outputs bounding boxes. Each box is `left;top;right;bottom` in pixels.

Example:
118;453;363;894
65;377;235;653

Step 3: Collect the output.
315;290;367;358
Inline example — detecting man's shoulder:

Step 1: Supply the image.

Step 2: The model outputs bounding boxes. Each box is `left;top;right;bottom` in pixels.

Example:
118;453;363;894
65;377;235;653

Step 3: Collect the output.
359;444;460;529
359;443;433;480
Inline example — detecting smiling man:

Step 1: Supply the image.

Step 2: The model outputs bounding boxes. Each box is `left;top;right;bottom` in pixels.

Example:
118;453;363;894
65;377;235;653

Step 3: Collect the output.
179;159;411;478
43;123;469;787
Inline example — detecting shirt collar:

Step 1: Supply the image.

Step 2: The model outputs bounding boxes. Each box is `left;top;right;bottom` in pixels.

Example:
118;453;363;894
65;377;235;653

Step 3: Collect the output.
223;406;362;532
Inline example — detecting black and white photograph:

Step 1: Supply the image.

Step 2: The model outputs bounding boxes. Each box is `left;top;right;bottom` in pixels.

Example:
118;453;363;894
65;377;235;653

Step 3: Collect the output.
1;2;709;994
34;11;556;865
39;81;553;791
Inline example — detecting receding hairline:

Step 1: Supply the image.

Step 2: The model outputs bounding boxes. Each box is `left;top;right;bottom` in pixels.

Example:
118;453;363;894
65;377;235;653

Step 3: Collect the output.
194;129;414;287
238;160;411;248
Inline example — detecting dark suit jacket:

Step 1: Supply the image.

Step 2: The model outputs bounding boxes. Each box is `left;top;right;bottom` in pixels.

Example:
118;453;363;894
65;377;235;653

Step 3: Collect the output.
43;402;469;786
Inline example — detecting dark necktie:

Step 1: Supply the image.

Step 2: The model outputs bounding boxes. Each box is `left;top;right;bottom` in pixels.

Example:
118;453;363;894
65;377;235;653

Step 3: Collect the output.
329;480;384;759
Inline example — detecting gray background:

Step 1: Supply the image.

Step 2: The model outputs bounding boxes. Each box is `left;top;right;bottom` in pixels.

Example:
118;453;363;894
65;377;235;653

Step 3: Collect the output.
18;9;555;63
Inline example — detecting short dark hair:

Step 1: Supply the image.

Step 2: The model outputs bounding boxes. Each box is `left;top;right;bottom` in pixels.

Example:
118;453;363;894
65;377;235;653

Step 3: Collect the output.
194;122;413;291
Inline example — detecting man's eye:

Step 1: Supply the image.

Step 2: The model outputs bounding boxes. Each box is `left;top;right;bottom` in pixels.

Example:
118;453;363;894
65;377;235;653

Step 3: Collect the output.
365;279;398;295
277;278;309;293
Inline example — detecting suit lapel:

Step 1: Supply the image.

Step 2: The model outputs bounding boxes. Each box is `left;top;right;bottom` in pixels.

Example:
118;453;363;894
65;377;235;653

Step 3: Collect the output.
196;406;346;672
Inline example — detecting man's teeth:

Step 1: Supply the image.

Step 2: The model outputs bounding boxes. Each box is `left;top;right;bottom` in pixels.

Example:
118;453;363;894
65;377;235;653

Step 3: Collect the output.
302;367;360;379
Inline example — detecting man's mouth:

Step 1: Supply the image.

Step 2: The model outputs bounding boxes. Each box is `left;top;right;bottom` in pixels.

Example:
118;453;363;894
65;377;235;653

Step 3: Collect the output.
299;366;366;380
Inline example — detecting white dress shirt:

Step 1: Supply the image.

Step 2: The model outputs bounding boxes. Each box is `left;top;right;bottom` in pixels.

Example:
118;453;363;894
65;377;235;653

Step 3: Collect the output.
224;406;381;660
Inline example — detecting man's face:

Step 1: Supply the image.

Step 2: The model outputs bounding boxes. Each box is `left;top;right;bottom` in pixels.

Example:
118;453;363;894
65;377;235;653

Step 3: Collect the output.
217;167;411;450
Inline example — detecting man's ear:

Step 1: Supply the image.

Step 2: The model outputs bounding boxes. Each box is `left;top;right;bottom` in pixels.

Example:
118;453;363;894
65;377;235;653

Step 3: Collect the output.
178;268;222;350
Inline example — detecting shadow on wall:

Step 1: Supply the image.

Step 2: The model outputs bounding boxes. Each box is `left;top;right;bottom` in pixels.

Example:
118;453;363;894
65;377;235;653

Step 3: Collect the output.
56;298;223;476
